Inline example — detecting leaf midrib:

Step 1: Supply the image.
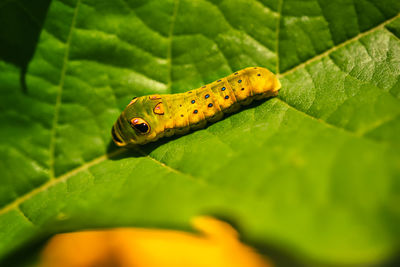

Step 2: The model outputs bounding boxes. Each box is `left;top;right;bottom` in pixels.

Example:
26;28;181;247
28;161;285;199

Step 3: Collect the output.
0;10;398;218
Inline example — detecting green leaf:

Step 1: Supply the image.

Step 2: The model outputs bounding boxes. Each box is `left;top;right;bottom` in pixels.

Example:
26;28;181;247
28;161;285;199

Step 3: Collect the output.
1;0;400;266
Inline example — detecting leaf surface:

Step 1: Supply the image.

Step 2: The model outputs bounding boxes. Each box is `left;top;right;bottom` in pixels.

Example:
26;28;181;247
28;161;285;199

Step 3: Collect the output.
0;0;400;265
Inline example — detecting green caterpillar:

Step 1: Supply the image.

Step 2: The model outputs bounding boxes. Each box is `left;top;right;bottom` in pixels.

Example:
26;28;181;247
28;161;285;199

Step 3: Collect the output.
112;67;281;146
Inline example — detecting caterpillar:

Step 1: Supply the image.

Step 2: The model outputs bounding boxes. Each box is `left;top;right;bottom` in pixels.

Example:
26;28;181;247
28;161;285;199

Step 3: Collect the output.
112;67;281;146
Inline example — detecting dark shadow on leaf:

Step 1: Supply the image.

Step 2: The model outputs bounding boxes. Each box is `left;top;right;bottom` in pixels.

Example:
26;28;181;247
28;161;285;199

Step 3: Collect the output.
249;239;400;267
106;140;143;159
247;239;310;267
384;255;400;267
0;236;47;267
202;211;307;267
0;0;51;93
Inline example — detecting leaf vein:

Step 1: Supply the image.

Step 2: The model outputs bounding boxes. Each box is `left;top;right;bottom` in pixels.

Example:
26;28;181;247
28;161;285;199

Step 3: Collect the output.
275;0;283;73
16;206;36;226
49;0;81;179
134;146;205;185
0;149;124;217
203;0;276;52
279;13;400;78
166;0;180;93
276;97;391;145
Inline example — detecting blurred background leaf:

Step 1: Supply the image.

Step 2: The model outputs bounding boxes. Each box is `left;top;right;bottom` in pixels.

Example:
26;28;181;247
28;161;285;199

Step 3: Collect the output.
0;0;399;266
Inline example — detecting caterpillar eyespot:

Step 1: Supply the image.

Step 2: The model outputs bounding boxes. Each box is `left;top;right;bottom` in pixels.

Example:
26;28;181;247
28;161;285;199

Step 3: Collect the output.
153;102;164;115
112;67;281;146
130;118;150;135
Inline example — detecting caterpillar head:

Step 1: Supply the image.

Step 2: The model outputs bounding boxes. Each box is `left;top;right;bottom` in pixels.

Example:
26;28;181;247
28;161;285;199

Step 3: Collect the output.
112;96;161;146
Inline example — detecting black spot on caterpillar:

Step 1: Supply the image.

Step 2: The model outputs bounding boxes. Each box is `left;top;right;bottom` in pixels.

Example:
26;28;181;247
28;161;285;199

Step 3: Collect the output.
112;67;281;146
